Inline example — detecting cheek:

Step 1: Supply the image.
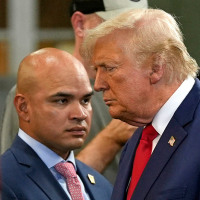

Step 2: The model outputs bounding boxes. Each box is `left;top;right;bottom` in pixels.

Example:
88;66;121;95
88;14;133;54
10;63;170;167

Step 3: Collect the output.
49;109;68;125
110;75;132;99
37;107;66;126
124;81;150;109
112;78;144;107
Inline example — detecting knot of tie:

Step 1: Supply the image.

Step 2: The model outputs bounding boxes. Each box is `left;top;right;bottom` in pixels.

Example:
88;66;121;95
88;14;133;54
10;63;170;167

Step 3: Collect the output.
141;124;158;142
55;162;77;179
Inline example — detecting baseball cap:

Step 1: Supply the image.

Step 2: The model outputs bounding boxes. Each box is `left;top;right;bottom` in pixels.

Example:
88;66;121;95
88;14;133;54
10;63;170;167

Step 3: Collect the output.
70;0;148;20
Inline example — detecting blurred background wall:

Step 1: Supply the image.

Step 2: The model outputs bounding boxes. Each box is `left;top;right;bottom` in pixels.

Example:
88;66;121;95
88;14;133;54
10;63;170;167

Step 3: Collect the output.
0;0;199;130
149;0;200;74
0;0;74;126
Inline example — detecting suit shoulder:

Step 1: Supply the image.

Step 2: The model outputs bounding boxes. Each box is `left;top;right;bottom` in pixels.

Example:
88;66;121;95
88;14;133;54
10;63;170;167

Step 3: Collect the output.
1;149;20;178
1;149;15;166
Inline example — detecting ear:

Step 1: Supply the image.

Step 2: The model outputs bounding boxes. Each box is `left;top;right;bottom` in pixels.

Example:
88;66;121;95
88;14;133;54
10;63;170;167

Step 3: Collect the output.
149;55;165;84
14;94;30;122
71;11;86;38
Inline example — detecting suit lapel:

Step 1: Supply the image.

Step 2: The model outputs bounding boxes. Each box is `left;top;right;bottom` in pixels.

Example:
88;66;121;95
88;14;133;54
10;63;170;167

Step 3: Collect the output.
11;137;69;200
131;118;187;199
76;160;112;200
26;161;69;200
131;79;200;199
76;161;98;200
111;128;143;199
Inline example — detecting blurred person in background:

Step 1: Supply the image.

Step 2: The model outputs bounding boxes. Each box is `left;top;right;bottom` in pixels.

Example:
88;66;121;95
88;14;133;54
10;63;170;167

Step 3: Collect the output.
0;0;147;184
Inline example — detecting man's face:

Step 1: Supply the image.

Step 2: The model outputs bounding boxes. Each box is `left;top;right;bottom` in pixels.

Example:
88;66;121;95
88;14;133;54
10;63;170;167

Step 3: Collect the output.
27;60;93;159
92;32;155;127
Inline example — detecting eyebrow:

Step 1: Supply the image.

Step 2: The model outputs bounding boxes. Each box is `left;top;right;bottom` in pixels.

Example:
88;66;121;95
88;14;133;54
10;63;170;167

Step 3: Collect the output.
84;91;94;98
50;91;94;98
95;59;121;66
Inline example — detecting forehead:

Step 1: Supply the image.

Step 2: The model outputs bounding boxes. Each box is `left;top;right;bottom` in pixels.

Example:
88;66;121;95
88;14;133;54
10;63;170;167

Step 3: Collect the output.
92;33;129;65
36;61;92;97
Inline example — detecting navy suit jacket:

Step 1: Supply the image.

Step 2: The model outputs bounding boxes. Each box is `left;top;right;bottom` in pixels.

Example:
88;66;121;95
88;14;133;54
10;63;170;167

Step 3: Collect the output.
111;79;200;200
1;136;113;200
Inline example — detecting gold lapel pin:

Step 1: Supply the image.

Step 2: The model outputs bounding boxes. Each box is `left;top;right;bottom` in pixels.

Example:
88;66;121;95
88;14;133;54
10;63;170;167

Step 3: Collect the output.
88;174;95;184
168;136;176;147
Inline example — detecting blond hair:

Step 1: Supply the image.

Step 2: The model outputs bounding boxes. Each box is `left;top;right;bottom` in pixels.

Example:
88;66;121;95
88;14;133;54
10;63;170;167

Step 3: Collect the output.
81;8;199;82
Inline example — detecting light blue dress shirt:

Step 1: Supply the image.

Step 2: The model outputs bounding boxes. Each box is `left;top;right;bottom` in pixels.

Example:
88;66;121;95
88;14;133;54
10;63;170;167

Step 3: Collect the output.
18;129;90;200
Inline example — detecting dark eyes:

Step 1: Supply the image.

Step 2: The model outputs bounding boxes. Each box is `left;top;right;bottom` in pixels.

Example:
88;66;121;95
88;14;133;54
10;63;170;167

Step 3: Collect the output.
55;97;91;105
56;99;68;105
81;97;91;105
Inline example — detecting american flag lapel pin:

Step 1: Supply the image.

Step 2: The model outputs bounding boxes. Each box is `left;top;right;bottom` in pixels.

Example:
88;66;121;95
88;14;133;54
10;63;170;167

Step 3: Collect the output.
168;136;176;147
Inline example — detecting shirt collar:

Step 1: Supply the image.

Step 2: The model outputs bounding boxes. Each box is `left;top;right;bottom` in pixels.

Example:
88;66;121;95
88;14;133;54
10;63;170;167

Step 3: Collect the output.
152;76;195;135
18;129;76;169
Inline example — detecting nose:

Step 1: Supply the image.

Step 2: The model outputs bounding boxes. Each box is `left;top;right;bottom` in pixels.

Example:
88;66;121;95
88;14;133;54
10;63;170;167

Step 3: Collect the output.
94;69;109;92
69;103;87;122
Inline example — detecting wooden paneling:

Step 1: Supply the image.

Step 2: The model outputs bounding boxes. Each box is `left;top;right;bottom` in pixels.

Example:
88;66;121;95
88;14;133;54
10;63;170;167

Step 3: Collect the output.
0;0;7;28
39;0;72;28
0;41;8;75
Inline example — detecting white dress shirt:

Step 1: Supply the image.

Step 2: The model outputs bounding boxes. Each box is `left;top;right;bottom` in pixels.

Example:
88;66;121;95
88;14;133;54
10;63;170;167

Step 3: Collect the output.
18;129;90;200
151;76;195;152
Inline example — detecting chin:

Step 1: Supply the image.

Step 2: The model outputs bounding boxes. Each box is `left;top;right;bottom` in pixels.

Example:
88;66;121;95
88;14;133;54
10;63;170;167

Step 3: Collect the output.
109;110;123;120
72;140;85;149
108;105;120;115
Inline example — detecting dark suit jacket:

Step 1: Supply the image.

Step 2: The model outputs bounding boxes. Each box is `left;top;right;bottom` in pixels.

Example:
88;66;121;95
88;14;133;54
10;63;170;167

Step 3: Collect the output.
0;136;113;200
111;79;200;200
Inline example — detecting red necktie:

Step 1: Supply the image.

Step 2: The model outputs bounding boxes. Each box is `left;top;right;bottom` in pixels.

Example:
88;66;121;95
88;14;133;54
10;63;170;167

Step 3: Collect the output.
127;125;158;200
55;162;84;200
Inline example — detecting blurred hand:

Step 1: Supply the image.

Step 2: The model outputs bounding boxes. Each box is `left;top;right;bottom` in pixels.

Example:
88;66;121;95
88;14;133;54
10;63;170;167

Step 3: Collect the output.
76;118;137;172
102;119;137;146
